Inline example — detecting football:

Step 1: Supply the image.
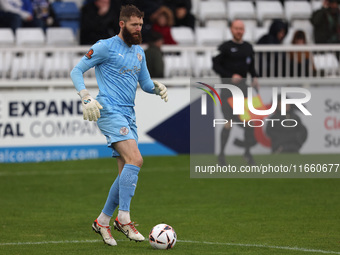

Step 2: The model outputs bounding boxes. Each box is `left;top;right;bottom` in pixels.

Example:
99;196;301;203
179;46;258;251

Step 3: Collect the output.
149;224;177;249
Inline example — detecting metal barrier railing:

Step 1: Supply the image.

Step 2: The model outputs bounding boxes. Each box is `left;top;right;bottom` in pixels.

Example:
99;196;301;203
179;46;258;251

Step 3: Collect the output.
1;44;340;87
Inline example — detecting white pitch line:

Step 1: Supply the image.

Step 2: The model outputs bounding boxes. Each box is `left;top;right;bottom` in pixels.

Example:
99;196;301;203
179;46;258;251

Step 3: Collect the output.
0;167;183;177
0;239;339;254
177;240;340;255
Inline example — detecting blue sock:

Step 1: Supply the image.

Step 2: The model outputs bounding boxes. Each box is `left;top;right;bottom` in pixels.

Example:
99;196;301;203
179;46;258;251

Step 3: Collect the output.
119;164;140;212
102;175;120;217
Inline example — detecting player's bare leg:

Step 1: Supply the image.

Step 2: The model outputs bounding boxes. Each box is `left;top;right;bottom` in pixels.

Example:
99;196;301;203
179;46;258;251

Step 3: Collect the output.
113;139;145;242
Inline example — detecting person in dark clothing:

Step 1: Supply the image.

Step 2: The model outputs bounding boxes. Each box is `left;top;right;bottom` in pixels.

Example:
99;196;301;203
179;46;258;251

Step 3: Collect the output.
311;0;340;44
266;96;308;153
289;30;315;77
257;19;288;77
145;31;164;78
212;19;259;166
122;0;164;42
164;0;195;30
80;0;120;45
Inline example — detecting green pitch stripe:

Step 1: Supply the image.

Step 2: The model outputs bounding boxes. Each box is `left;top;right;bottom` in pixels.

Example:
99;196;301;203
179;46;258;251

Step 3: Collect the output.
0;239;339;254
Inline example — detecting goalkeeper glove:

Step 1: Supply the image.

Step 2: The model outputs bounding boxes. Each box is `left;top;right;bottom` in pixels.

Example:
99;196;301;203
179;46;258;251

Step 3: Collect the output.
78;89;103;121
153;80;168;102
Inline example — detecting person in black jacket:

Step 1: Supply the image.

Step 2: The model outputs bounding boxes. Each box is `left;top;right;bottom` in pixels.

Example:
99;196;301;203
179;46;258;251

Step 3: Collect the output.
213;19;259;166
266;96;308;153
257;19;288;77
164;0;195;30
80;0;120;45
311;0;340;44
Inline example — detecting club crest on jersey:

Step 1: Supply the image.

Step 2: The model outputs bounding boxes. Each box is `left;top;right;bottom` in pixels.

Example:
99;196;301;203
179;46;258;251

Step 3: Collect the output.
137;53;142;62
120;127;129;136
85;49;94;59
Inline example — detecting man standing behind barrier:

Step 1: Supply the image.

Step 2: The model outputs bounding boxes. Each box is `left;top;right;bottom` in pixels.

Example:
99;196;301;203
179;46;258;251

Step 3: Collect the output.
311;0;340;44
70;5;168;246
213;19;259;166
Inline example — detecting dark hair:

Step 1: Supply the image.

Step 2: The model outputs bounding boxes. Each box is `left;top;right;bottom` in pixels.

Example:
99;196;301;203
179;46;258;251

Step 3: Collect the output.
119;5;144;22
292;30;306;44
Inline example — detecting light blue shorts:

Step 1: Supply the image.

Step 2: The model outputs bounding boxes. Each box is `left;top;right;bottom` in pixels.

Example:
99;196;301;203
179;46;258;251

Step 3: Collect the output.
97;106;138;157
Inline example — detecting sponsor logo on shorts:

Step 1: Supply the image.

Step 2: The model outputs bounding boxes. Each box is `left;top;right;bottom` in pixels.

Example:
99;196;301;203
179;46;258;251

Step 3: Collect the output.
120;127;129;135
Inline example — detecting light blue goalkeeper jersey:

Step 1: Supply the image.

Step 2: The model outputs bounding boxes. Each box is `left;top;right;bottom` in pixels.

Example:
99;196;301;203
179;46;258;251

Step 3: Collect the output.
70;35;155;117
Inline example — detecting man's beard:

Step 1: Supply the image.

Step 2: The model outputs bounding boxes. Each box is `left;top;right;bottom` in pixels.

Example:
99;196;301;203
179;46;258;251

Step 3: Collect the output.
122;26;142;47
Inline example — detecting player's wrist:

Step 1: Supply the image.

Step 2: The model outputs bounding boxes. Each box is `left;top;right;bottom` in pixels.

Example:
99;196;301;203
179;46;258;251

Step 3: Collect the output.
78;89;90;99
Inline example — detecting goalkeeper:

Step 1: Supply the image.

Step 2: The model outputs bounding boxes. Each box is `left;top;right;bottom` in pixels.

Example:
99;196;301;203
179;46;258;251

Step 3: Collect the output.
70;5;168;246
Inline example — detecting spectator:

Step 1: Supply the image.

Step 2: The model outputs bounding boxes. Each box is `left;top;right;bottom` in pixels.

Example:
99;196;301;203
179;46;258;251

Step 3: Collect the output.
0;0;44;32
31;0;56;31
289;30;315;77
145;31;164;78
164;0;195;30
311;0;340;44
266;95;308;153
150;6;176;45
257;19;288;77
80;0;120;45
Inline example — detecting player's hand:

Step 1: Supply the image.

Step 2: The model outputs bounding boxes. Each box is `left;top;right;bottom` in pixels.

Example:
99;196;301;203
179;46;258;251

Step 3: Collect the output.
78;89;103;121
153;81;168;102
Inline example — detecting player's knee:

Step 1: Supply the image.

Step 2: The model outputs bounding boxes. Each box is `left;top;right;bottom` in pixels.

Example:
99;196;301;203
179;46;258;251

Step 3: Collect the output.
125;155;143;168
133;156;143;168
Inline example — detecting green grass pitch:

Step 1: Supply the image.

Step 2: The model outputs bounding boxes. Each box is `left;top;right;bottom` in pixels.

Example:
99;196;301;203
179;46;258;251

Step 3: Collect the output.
0;154;339;255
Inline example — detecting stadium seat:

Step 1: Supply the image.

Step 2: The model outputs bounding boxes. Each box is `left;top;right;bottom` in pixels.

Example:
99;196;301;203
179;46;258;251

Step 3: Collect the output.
52;1;80;34
170;27;195;45
164;52;192;78
192;51;216;77
284;1;312;21
195;27;225;46
16;27;45;45
46;27;76;45
205;19;228;28
198;1;227;24
0;28;15;45
313;53;339;76
311;0;322;11
253;27;268;43
0;28;14;78
11;28;45;79
227;1;256;21
256;1;284;24
44;28;76;79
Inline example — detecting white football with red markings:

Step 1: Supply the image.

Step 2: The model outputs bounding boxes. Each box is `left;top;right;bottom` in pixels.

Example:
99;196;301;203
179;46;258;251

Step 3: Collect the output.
149;224;177;249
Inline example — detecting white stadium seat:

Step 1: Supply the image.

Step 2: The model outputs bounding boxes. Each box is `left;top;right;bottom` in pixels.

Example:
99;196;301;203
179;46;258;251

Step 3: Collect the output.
284;1;312;21
44;27;77;79
205;19;228;28
227;1;256;21
313;53;339;76
16;28;45;45
195;27;225;46
256;1;284;24
311;0;322;11
253;27;268;43
164;52;192;78
46;27;76;45
0;29;15;78
12;28;45;79
170;27;195;45
198;1;227;24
